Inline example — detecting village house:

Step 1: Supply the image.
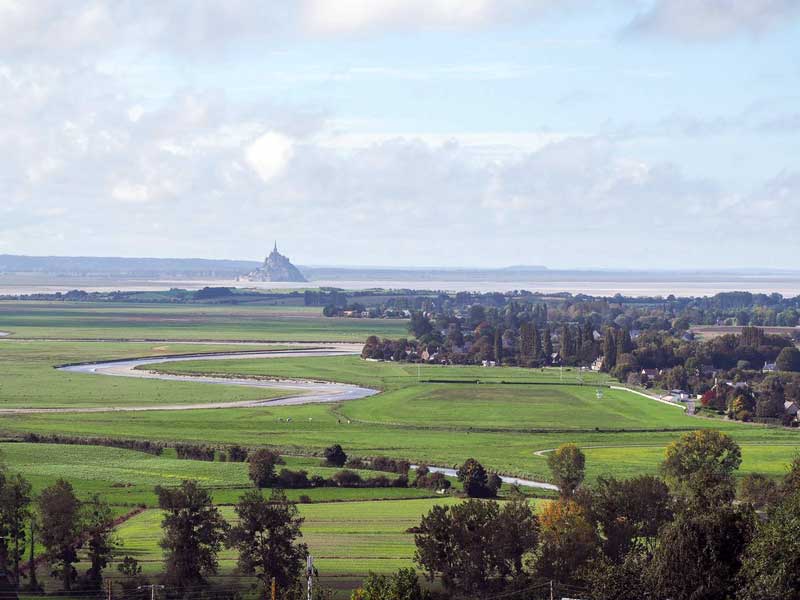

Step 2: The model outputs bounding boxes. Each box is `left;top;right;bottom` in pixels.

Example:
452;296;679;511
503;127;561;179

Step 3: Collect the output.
784;401;799;420
591;356;604;371
641;368;660;380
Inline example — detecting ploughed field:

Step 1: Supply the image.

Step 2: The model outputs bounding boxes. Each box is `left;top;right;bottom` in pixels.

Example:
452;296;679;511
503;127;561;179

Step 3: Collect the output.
2;301;800;590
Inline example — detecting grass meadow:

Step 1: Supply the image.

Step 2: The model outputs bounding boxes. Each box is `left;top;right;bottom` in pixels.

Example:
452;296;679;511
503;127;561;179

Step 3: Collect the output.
2;302;800;592
0;340;293;408
0;302;408;341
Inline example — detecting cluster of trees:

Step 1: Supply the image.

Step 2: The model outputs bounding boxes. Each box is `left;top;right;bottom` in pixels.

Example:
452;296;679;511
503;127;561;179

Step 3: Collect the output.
412;430;800;600
0;465;115;593
149;482;314;598
247;447;409;491
0;457;315;600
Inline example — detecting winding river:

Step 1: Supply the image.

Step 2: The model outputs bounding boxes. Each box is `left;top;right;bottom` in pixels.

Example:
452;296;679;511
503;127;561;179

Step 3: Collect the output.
1;339;557;490
0;344;377;414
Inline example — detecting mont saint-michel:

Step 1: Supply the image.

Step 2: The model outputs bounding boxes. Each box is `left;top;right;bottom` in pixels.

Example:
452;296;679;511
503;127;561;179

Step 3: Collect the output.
245;243;306;282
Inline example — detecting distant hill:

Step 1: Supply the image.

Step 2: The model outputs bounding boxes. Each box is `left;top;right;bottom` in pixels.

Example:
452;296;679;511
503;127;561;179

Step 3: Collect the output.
0;254;259;279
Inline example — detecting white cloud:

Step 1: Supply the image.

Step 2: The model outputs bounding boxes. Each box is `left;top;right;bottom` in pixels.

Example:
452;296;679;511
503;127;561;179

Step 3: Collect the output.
244;131;295;183
627;0;800;40
303;0;550;34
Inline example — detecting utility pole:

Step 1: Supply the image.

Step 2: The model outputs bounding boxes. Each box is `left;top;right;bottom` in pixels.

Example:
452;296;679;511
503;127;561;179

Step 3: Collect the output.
549;580;554;600
306;555;314;600
106;578;113;600
271;577;277;600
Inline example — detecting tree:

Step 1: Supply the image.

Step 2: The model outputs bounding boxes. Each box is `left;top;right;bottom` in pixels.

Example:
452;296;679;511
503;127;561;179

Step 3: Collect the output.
662;430;741;508
559;325;573;361
228;489;307;592
584;550;649;600
547;444;586;498
647;506;754;600
543;327;553;360
38;479;82;591
414;500;538;596
408;312;433;338
82;494;116;589
456;458;493;498
493;329;503;364
532;326;543;360
156;480;228;590
248;449;283;488
783;455;800;495
535;499;598;586
578;475;671;561
602;328;617;371
0;471;32;585
776;346;800;372
494;498;539;576
353;569;428;600
739;473;780;510
519;322;533;361
323;444;347;467
739;490;800;600
116;556;148;600
487;473;502;496
616;328;634;356
756;376;786;419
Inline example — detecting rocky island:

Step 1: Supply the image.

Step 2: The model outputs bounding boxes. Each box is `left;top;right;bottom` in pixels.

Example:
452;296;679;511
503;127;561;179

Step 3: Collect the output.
245;243;306;282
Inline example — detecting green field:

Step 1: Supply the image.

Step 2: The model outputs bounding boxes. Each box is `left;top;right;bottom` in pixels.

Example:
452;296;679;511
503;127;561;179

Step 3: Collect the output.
2;302;800;593
105;497;547;589
0;302;408;341
0;443;437;508
0;340;294;408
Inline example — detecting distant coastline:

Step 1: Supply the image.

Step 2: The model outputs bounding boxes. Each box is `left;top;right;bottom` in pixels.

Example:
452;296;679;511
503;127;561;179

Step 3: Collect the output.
2;254;800;297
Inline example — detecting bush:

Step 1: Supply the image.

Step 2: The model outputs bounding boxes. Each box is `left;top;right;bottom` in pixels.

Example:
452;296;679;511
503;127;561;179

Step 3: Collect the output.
332;470;363;487
227;445;249;462
298;495;312;504
324;444;347;467
21;433;163;455
310;475;328;488
175;443;215;461
276;469;310;489
414;471;451;491
345;457;367;469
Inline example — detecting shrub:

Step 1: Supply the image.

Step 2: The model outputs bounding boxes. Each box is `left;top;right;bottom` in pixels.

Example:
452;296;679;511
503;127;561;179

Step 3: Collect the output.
332;470;363;487
21;433;163;455
276;469;310;489
308;475;326;488
175;444;215;461
227;445;249;462
324;444;347;467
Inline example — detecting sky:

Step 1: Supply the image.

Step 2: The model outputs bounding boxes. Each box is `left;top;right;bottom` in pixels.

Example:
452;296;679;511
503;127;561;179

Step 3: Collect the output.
0;0;798;270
